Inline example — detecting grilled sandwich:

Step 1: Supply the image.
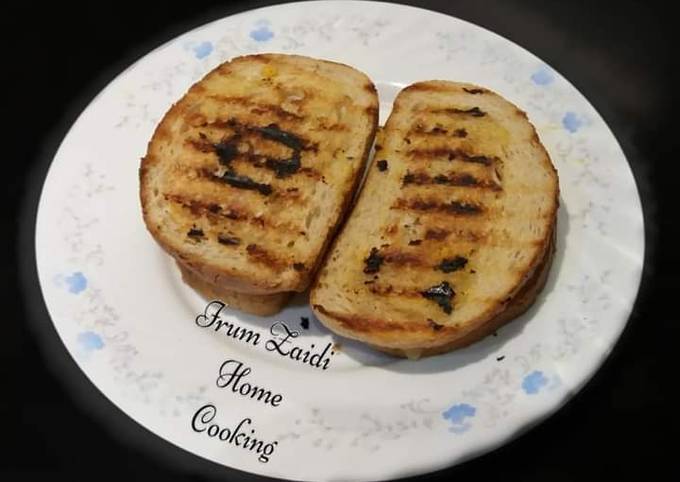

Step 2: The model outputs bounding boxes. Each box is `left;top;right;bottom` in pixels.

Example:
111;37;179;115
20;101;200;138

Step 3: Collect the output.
140;54;378;315
310;81;559;358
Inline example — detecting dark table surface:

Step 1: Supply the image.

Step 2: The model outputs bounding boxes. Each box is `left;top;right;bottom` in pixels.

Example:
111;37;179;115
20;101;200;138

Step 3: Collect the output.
4;0;675;480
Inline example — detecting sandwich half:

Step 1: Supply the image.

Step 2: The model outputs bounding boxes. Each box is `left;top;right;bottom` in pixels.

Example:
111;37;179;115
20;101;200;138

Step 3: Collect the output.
140;54;378;315
310;81;558;357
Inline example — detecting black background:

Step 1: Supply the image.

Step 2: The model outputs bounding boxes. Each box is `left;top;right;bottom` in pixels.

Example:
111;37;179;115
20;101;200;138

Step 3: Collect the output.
4;0;676;480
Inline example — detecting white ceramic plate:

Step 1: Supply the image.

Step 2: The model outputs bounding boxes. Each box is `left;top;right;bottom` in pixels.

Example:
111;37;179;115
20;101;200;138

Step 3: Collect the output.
35;1;644;480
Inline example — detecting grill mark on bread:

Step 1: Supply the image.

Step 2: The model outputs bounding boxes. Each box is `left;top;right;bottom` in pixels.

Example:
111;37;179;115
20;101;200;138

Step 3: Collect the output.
221;84;355;135
218;171;273;195
408;148;497;166
370;250;468;272
392;198;484;215
368;284;422;298
207;119;318;153
246;244;287;270
431;106;486;117
425;228;450;240
311;122;349;132
193;168;310;202
187;138;216;153
255;124;304;150
383;251;424;267
217;234;240;246
189;144;324;182
164;194;301;233
403;83;451;93
402;170;502;190
202;121;318;180
410;124;468;139
424;227;482;243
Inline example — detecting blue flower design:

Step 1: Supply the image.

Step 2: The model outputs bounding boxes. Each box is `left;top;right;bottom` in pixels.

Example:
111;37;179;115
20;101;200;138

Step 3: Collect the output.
77;331;104;352
65;272;87;294
531;66;554;86
442;403;476;433
562;112;583;133
522;370;549;394
250;21;274;42
193;41;213;59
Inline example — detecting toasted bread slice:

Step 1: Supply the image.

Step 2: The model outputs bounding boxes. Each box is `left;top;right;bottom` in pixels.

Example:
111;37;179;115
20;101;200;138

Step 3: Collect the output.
140;54;378;313
311;81;559;358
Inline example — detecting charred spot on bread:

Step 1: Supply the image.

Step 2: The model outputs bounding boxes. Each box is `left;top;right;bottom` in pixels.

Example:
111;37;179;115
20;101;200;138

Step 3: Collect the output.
187;227;204;239
463;87;486;94
214;138;239;165
265;151;301;178
453;128;468;138
293;262;306;271
376;159;388;171
436;256;468;273
363;247;384;274
421;281;455;314
408;239;422;246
